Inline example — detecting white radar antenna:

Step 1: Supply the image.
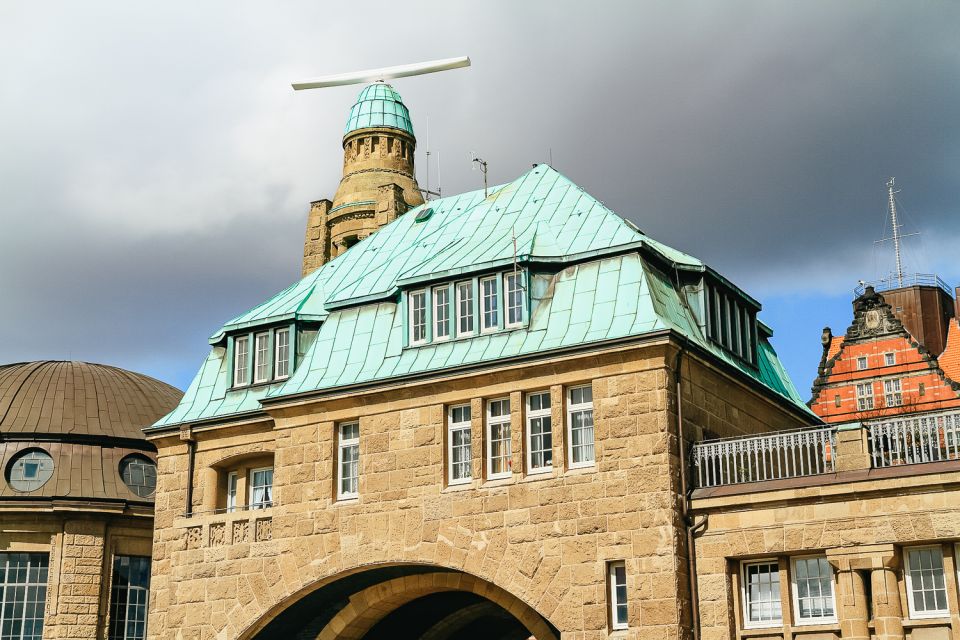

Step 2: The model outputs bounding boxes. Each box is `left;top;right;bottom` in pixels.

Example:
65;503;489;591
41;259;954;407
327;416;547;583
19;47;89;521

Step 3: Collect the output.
292;56;470;201
291;56;470;90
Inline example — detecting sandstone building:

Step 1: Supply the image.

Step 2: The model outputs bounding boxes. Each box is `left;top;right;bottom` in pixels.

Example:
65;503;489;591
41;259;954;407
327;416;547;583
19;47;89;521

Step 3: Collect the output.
0;361;180;640
145;80;960;640
145;82;816;639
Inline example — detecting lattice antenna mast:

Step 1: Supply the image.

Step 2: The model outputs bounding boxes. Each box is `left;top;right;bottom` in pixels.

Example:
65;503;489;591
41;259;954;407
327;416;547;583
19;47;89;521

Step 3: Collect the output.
888;177;904;286
875;177;918;288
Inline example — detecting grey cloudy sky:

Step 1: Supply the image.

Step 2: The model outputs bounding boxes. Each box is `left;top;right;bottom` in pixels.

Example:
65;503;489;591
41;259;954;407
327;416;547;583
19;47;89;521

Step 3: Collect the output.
1;1;958;393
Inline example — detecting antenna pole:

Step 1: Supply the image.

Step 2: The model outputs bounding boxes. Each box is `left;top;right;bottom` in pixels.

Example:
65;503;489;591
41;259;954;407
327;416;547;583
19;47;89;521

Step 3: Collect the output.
425;116;431;202
471;156;488;198
887;177;903;287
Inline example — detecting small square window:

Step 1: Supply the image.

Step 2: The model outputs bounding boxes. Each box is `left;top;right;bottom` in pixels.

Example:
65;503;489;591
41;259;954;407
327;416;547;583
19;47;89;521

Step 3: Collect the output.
885;352;895;366
857;356;868;370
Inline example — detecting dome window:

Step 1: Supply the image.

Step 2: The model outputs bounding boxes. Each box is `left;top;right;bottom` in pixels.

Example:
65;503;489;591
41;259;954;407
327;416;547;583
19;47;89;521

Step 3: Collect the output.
120;454;157;498
6;448;54;492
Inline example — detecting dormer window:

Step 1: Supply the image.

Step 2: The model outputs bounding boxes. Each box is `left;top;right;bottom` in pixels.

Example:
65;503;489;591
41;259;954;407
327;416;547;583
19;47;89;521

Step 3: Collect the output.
254;332;270;383
230;325;299;388
505;272;523;328
456;281;474;336
405;270;527;347
434;286;451;340
409;290;427;345
481;276;499;332
234;336;249;386
275;328;290;379
704;280;757;366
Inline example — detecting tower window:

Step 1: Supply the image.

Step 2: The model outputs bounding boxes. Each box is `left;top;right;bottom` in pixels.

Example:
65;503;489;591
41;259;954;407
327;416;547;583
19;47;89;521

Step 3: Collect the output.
834;394;841;408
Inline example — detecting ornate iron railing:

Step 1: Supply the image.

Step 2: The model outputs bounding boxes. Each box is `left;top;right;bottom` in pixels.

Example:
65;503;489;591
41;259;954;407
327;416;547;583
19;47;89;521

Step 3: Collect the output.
868;410;960;468
692;427;836;488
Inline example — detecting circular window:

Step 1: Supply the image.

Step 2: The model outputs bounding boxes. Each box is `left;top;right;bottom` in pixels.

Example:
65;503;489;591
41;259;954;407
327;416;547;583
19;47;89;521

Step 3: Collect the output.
119;454;157;498
6;448;55;492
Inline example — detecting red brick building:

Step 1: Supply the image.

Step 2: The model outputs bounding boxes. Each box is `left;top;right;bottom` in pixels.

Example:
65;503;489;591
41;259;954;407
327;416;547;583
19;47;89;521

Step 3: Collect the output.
811;283;960;423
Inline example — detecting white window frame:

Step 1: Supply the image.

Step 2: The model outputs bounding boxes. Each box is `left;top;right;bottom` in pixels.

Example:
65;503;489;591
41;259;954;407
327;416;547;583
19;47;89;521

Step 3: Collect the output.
226;471;238;513
233;335;249;386
486;398;512;480
567;385;595;469
480;276;499;333
885;352;896;366
504;271;524;328
248;466;273;510
525;391;552;474
337;422;360;500
741;559;783;629
856;382;874;411
790;556;837;625
433;285;451;341
608;560;628;630
274;327;290;380
884;378;903;407
905;545;949;619
447;404;472;485
857;356;868;370
455;281;474;337
253;331;270;384
408;290;428;345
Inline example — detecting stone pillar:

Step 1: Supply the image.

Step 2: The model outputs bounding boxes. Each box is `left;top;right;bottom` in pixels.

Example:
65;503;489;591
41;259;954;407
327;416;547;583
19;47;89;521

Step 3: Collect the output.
834;564;870;640
828;544;901;640
872;563;904;640
200;466;219;513
51;519;107;638
834;422;872;472
302;199;332;276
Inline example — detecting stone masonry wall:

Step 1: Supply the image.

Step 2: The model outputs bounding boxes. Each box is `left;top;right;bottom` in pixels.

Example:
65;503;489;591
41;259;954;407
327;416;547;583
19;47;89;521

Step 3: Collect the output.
147;343;810;640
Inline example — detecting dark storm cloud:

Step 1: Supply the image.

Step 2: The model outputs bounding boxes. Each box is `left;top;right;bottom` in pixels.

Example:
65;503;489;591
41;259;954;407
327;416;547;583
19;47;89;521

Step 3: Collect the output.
1;1;958;388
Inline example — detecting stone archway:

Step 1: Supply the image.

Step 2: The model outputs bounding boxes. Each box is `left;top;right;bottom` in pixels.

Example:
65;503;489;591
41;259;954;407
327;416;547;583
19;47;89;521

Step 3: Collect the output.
245;564;559;640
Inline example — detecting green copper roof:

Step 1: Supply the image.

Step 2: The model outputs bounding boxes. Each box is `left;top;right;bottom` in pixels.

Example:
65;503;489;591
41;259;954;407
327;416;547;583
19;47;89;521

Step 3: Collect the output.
154;165;811;429
343;83;414;137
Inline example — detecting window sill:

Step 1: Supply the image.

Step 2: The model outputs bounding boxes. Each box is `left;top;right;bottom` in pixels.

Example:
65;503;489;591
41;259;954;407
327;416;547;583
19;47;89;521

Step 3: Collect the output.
334;496;360;506
483;476;514;488
739;624;784;636
903;616;952;627
521;469;555;482
442;482;475;493
566;464;596;475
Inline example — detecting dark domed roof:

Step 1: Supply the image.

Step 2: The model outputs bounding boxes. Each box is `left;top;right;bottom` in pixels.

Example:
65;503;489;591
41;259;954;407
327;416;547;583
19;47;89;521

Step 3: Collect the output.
0;361;182;441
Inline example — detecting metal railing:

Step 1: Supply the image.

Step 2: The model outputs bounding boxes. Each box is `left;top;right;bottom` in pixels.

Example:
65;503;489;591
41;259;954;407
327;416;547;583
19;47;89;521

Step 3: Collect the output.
868;410;960;468
854;273;953;297
692;427;836;488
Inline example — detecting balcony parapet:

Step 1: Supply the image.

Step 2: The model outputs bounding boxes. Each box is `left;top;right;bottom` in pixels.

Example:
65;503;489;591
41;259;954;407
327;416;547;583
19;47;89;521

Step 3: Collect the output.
691;408;960;489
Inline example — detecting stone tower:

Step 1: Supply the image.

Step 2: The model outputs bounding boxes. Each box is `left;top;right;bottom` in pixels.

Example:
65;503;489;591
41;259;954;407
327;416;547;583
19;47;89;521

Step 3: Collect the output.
302;83;424;276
